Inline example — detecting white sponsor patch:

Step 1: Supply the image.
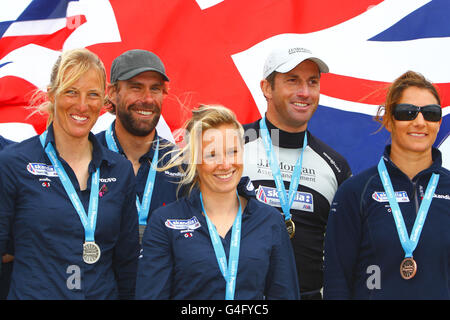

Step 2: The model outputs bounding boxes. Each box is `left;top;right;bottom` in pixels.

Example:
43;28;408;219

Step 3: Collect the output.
256;185;314;213
165;216;201;230
27;163;58;177
372;191;410;203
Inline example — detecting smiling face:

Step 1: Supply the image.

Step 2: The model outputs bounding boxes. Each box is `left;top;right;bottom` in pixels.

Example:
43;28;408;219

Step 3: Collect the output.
387;86;441;156
262;59;321;132
197;123;243;196
51;68;104;140
110;71;166;137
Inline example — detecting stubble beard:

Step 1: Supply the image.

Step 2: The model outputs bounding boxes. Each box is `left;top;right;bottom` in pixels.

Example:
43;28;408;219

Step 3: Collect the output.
116;102;161;137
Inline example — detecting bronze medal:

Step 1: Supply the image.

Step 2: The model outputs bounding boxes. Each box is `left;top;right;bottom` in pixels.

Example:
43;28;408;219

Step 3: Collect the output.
138;224;147;244
83;241;101;264
400;257;417;280
285;219;295;239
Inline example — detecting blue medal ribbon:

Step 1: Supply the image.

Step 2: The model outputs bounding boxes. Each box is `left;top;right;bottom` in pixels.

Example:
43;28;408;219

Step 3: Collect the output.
259;118;307;222
377;157;439;258
105;123;159;226
200;191;242;300
39;131;100;243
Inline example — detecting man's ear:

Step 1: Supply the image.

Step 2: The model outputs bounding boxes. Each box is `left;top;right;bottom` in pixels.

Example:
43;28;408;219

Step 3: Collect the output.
107;83;118;103
260;79;272;100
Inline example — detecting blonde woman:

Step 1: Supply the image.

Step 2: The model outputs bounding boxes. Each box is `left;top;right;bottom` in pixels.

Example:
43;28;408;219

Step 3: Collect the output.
136;105;300;300
324;71;449;299
0;48;139;299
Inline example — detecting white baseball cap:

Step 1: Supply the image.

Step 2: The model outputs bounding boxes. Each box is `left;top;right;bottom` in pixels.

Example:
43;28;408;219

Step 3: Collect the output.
263;47;329;79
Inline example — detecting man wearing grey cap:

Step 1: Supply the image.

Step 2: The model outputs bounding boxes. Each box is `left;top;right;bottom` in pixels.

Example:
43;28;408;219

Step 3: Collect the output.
242;46;352;299
97;49;180;244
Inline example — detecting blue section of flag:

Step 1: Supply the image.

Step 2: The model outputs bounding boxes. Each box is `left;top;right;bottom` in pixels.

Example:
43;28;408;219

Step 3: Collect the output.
0;0;77;38
310;106;449;174
0;21;12;38
310;105;390;174
16;0;75;21
0;61;12;69
370;0;450;41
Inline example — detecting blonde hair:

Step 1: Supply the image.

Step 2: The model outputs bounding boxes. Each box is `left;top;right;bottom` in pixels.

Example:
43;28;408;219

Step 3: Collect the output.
31;48;106;126
159;104;244;196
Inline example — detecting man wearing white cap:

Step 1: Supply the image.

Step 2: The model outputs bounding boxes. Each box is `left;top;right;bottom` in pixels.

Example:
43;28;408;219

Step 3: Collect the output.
243;46;352;299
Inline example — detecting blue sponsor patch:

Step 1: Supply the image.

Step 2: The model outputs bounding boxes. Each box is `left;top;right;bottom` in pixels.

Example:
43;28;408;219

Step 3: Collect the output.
256;185;314;213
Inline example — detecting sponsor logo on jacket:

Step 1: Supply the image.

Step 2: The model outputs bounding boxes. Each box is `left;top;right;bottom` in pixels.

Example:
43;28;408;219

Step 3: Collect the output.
165;216;201;230
27;163;57;177
256;185;314;212
372;191;410;203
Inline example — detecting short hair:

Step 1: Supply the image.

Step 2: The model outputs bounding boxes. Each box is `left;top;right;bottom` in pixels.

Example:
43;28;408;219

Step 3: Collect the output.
159;104;244;196
264;63;322;91
32;48;106;126
375;70;441;131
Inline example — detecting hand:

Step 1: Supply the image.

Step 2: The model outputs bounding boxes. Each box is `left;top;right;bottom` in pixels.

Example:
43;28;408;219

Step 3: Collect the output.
2;254;14;263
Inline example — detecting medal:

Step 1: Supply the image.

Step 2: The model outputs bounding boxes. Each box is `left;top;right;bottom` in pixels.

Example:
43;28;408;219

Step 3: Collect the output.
83;241;101;264
259;118;308;237
138;224;147;244
378;158;439;281
285;218;295;239
40;130;101;265
400;257;417;280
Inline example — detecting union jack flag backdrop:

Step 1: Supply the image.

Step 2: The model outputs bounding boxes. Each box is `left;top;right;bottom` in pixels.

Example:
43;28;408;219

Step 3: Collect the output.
1;0;449;174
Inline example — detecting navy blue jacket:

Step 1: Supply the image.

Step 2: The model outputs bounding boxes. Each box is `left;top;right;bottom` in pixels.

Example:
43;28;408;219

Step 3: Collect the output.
0;136;13;149
0;135;14;299
0;125;140;299
324;146;450;299
136;178;300;300
96;122;181;225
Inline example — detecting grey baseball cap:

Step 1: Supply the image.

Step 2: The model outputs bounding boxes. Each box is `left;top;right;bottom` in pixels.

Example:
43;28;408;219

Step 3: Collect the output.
110;49;169;83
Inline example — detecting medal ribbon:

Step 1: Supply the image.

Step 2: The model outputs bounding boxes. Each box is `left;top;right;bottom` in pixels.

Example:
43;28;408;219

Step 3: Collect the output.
377;158;439;258
200;191;242;300
259;118;307;222
106;124;159;226
39;131;100;242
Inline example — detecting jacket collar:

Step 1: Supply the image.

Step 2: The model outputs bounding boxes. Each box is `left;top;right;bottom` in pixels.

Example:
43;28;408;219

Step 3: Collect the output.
382;144;443;179
43;123;116;172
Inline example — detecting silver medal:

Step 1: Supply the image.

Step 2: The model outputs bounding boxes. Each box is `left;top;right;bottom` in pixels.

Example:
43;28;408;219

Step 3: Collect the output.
83;241;101;264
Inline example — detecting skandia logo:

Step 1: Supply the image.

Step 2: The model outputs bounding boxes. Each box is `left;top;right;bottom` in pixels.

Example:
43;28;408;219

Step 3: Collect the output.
433;193;450;200
164;170;185;177
27;163;57;177
372;191;410;203
165;216;201;230
256;185;314;213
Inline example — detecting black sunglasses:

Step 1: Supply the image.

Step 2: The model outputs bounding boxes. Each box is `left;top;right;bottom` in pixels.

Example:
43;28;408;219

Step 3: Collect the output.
392;103;442;122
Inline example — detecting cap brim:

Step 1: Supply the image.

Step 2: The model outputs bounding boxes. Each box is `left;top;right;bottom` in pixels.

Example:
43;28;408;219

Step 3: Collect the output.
276;56;329;74
117;67;170;82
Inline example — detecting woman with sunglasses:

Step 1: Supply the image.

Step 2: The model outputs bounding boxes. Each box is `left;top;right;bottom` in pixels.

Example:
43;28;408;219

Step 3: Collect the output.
323;71;449;299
